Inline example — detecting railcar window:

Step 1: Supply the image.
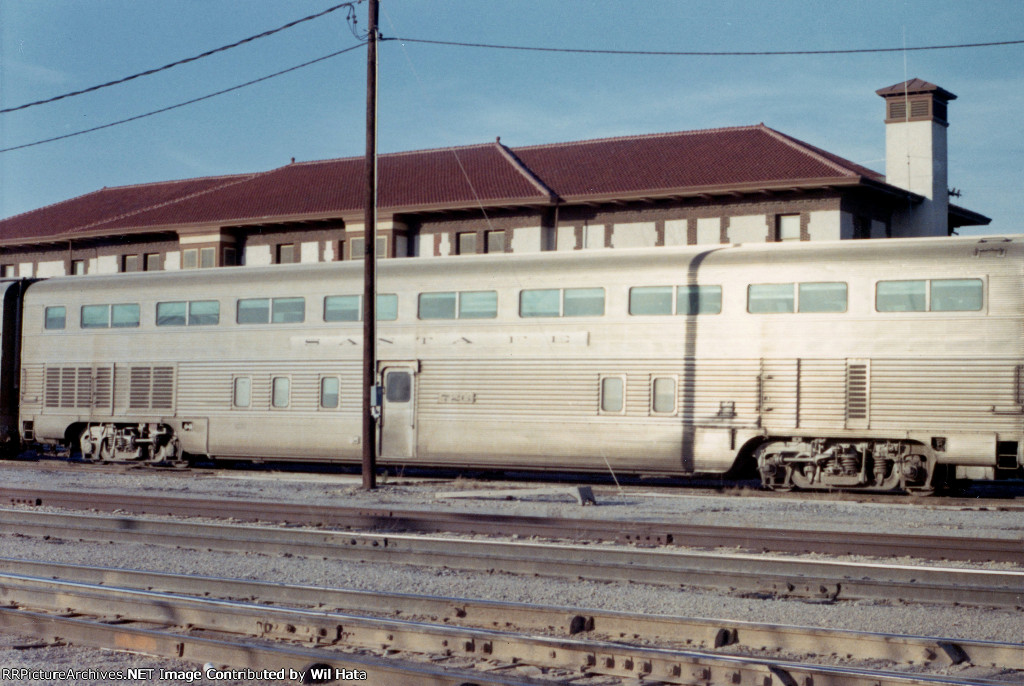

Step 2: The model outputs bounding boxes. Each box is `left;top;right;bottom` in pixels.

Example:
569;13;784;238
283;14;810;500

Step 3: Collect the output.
419;292;457;319
44;306;66;330
81;305;109;328
232;377;251;408
324;295;361;322
385;371;411;403
189;300;220;325
630;287;673;315
930;279;983;311
876;280;926;312
564;288;604;316
237;298;270;324
324;294;399;322
798;282;847;313
272;297;305;324
377;294;398;321
458;291;498;319
521;288;605;317
320;377;340;409
272;377;290;408
418;291;496;320
652;377;676;414
678;285;722;315
600;376;624;413
748;284;795;314
520;289;560;317
157;302;187;326
158;301;220;326
111;304;140;328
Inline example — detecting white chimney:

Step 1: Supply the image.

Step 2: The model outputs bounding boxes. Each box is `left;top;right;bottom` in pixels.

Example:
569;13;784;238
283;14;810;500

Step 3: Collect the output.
876;79;956;237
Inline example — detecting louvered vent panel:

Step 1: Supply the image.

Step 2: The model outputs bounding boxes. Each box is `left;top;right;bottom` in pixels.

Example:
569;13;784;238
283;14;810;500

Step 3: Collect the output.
888;100;907;119
60;368;76;408
846;364;869;420
910;99;930;117
94;367;113;409
129;367;152;409
151;367;174;409
45;368;61;408
76;368;93;407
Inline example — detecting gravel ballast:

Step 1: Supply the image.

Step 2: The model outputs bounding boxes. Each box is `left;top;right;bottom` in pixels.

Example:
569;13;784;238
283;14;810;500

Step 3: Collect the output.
0;461;1021;685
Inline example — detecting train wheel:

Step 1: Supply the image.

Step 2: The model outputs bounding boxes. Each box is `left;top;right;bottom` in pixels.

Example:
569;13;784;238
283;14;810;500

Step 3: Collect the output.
78;429;97;461
97;436;116;462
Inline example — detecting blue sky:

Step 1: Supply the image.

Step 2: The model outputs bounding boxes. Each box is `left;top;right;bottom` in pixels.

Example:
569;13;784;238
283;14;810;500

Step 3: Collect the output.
2;1;1022;235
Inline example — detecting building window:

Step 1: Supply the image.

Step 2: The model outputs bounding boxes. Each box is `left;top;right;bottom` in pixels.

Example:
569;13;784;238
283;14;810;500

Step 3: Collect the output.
277;244;295;264
200;247;216;269
350;236;387;259
1;265;16;278
182;249;198;270
222;247;237;267
776;214;801;242
486;230;505;254
853;215;871;240
71;260;86;275
457;232;477;255
122;255;140;273
145;253;161;271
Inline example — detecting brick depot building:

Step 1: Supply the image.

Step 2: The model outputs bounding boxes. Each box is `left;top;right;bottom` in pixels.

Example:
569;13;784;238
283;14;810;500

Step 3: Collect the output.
0;79;989;278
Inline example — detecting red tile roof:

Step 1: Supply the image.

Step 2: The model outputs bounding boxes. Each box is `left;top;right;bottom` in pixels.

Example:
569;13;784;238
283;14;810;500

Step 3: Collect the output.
0;174;254;244
0;124;911;244
512;125;883;201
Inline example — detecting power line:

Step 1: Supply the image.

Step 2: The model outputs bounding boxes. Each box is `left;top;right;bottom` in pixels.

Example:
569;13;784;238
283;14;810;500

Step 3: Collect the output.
0;1;363;115
0;43;365;154
385;35;1024;57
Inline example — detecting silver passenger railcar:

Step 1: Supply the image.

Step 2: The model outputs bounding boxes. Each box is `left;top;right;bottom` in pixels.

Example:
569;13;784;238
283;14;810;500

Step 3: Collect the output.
18;235;1024;492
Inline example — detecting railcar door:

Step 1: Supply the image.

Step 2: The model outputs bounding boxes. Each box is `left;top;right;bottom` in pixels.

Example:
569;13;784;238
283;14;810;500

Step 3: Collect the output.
379;363;416;459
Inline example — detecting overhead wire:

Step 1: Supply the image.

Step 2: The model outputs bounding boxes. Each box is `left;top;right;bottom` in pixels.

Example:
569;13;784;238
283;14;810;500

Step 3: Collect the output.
384;36;1024;56
4;20;1022;154
0;1;363;115
0;43;365;154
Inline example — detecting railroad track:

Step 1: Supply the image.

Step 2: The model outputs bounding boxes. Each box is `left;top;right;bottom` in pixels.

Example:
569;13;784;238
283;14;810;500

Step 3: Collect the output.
0;507;1021;608
0;562;1019;685
1;486;1021;563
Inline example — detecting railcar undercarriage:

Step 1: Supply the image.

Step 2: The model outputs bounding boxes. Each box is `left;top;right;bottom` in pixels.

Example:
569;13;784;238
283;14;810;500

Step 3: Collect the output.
755;438;937;494
78;423;185;467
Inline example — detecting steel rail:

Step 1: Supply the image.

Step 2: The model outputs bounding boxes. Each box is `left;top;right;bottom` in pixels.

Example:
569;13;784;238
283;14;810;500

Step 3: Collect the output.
0;607;532;686
0;486;1019;563
0;573;1017;686
0;508;1021;608
0;557;1018;670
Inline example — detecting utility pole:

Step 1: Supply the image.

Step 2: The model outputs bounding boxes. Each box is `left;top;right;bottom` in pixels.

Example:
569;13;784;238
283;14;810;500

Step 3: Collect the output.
361;0;379;490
